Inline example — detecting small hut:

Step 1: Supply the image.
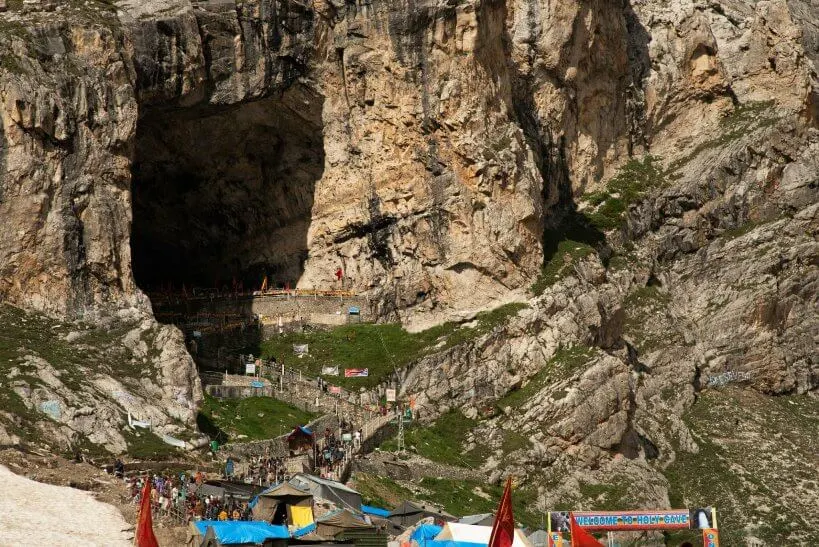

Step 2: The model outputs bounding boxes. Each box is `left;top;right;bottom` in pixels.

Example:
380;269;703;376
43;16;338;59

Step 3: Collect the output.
287;426;315;454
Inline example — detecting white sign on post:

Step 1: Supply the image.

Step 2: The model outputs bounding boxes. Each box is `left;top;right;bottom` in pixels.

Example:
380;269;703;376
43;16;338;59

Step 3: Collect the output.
245;363;256;375
385;388;397;402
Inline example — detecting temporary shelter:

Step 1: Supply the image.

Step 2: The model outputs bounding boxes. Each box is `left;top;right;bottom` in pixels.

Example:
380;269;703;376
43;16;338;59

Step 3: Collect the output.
388;501;456;527
457;514;494;527
290;474;363;511
315;508;374;538
186;520;290;546
288;426;315;454
200;481;264;502
410;523;443;543
250;482;314;526
434;523;533;547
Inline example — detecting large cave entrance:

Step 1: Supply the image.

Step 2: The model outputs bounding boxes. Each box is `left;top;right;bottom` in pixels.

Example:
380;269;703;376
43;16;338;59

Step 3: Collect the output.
131;85;324;294
130;86;324;372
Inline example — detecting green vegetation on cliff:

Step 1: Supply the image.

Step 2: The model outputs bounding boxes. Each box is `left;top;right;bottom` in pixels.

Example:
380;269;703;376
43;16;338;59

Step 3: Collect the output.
259;303;527;388
583;156;667;230
664;388;819;545
353;472;540;528
197;394;317;444
381;409;487;468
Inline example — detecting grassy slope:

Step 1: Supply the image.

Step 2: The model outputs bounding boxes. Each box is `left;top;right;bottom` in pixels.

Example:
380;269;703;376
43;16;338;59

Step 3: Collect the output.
380;410;488;468
353;472;541;529
663;388;819;545
0;304;154;454
258;303;528;388
197;394;317;444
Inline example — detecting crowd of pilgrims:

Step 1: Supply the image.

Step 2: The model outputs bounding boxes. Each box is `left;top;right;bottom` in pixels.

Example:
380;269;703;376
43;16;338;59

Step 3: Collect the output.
128;471;251;522
122;455;290;524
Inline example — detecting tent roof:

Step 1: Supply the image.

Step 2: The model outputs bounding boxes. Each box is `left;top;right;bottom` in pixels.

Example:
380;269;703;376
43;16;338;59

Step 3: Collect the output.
291;474;360;495
258;481;313;499
458;514;493;526
288;426;314;440
361;505;391;518
193;521;290;545
315;508;371;529
435;523;533;547
390;501;453;519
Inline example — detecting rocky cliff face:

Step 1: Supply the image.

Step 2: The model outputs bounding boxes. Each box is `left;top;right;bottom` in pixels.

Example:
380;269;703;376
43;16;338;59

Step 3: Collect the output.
1;0;817;540
1;0;814;324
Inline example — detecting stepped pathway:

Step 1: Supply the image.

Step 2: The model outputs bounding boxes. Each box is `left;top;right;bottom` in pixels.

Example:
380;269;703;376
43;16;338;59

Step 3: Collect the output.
223;364;397;480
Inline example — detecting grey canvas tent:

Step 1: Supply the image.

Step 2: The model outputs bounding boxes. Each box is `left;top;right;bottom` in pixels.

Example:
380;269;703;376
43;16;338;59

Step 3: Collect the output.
315;508;374;538
387;501;456;527
251;481;314;525
289;474;363;511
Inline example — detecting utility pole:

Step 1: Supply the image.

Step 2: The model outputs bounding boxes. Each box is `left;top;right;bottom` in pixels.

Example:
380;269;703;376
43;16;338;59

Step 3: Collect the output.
397;403;405;455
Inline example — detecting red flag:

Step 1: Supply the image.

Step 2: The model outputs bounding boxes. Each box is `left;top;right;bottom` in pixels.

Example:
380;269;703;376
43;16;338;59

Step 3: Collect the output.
136;478;159;547
489;477;515;547
569;513;603;547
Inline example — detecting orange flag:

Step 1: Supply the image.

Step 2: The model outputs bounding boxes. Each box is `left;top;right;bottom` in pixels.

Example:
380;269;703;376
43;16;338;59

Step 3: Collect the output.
569;513;603;547
135;478;159;547
489;477;515;547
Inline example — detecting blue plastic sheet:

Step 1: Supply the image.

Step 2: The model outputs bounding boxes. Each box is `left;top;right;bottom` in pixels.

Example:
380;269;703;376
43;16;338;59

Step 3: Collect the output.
411;524;443;542
361;505;391;518
194;521;290;544
293;522;317;537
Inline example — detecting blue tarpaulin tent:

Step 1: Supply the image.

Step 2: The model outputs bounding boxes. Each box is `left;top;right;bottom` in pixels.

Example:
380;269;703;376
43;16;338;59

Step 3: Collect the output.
192;521;289;545
361;505;391;518
411;524;443;542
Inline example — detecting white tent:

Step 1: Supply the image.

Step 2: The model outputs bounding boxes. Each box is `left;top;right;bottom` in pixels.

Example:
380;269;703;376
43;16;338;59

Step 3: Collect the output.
434;523;533;547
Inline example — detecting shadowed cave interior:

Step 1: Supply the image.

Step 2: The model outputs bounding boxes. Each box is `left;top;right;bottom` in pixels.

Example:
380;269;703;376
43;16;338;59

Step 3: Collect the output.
130;85;325;294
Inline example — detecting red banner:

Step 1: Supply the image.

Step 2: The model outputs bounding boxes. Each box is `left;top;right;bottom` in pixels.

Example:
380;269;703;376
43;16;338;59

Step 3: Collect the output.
344;368;369;377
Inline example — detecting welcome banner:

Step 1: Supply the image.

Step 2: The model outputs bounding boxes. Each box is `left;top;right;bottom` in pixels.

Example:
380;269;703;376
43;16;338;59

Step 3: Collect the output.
561;510;691;531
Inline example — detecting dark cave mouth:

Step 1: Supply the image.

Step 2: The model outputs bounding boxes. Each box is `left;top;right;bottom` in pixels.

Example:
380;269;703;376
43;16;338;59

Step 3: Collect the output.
130;86;325;294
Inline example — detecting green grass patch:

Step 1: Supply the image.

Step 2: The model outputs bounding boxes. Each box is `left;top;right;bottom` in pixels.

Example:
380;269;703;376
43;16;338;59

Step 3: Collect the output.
418;477;540;528
197;394;317;444
531;239;596;295
258;303;528;388
582;156;666;230
352;472;415;509
501;431;530;454
381;409;488;468
532;214;604;296
496;345;596;410
354;473;539;527
122;429;181;460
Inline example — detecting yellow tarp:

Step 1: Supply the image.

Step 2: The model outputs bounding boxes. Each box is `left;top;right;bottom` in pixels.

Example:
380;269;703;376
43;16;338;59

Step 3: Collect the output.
290;505;314;527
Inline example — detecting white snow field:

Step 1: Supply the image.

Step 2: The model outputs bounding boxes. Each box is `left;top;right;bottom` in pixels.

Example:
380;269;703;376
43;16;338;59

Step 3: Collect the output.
0;465;131;546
